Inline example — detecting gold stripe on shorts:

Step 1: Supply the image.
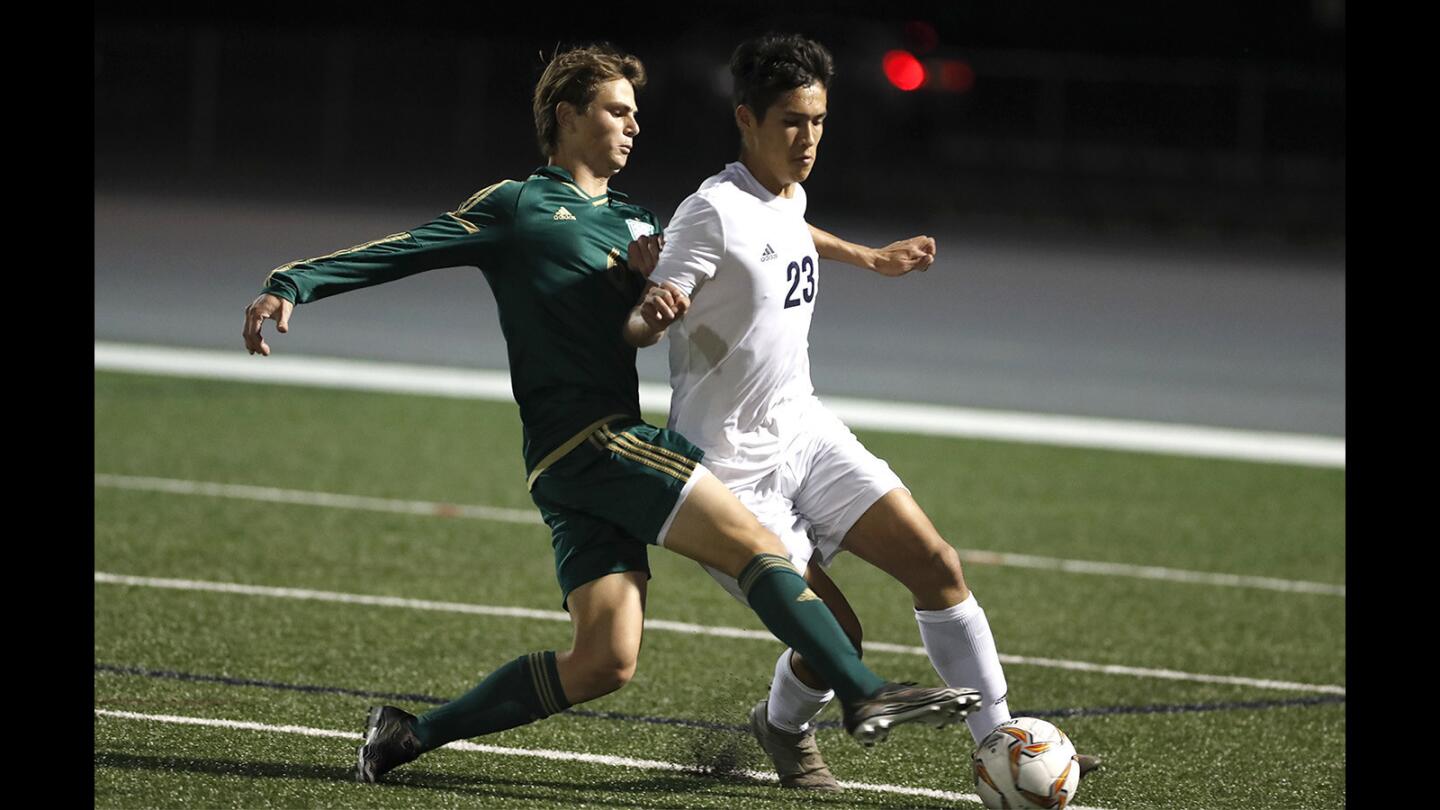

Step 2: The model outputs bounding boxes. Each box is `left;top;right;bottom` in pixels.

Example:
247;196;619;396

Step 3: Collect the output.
600;425;698;470
526;413;631;491
600;426;696;482
603;427;696;478
610;429;697;468
606;442;693;482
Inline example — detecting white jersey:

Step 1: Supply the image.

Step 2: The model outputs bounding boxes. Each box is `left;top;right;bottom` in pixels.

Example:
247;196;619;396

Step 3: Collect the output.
650;162;819;484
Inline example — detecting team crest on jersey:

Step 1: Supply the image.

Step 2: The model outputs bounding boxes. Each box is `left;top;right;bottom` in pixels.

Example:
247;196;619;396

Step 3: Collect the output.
626;219;655;241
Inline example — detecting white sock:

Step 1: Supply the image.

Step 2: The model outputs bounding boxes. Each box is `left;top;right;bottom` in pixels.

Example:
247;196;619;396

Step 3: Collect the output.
765;649;835;734
915;593;1012;744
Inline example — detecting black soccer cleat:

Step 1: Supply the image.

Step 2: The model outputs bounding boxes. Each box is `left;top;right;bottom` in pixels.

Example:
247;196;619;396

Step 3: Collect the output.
355;705;423;783
841;682;981;747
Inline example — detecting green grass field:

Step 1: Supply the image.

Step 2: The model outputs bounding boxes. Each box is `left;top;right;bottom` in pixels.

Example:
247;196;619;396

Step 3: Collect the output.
94;371;1346;809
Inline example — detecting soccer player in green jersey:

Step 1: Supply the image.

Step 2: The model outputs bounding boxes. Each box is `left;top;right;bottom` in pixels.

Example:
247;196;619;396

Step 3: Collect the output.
240;44;978;785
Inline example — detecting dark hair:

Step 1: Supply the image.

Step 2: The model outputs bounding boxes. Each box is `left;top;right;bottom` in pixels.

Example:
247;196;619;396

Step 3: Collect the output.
730;34;835;122
533;44;647;157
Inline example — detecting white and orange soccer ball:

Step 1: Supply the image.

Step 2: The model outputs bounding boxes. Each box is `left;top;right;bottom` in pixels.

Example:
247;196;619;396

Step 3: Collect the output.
971;717;1081;809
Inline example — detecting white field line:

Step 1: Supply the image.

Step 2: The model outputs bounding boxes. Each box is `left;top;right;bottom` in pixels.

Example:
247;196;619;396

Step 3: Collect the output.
957;549;1344;597
94;571;1346;696
94;708;1120;808
94;341;1345;468
93;473;542;525
94;472;1345;597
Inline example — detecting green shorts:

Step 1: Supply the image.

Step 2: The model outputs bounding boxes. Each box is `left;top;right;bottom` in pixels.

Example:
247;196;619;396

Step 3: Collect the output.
528;417;706;609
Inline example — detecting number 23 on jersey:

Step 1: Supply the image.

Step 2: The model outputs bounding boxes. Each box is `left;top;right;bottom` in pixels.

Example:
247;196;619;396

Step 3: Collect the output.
784;256;816;309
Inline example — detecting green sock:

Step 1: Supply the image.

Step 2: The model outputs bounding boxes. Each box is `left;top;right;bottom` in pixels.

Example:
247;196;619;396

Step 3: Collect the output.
412;651;570;751
739;554;886;704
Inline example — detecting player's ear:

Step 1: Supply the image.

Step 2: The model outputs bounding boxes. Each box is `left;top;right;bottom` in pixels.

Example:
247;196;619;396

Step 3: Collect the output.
556;101;577;134
735;105;755;133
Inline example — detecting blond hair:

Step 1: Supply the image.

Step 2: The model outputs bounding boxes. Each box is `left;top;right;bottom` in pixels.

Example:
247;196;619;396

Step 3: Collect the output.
533;45;647;157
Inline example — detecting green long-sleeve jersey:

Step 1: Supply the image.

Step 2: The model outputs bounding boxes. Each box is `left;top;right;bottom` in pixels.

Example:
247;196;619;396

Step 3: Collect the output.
261;165;662;476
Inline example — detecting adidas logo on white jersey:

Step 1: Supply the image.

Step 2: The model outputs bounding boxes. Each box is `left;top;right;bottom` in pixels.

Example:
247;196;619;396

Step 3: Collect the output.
553;206;576;221
760;244;777;261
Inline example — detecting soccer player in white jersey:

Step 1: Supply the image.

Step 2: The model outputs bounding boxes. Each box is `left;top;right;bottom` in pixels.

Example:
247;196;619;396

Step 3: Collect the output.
624;34;1098;790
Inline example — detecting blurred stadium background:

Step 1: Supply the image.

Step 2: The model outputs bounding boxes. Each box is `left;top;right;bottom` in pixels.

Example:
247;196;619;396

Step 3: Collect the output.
94;0;1345;435
94;6;1347;806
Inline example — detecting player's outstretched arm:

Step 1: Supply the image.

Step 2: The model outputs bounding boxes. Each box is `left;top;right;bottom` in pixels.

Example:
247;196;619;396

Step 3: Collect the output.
241;225;459;358
244;182;518;357
808;224;936;277
243;293;294;356
622;281;690;348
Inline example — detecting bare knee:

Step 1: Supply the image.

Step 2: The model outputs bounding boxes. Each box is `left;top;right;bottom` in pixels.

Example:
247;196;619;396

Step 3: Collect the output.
586;656;637;698
907;540;969;609
932;542;965;586
708;524;788;579
843;492;970;607
557;649;638;703
721;521;788;571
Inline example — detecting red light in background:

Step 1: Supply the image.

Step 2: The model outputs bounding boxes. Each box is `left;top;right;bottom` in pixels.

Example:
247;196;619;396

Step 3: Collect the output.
883;50;925;91
937;59;975;93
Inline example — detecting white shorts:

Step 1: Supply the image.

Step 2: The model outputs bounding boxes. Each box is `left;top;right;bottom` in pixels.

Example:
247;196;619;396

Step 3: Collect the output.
701;401;907;605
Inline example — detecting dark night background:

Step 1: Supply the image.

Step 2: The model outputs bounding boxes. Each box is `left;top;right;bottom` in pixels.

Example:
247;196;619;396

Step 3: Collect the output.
95;0;1344;242
93;1;1346;436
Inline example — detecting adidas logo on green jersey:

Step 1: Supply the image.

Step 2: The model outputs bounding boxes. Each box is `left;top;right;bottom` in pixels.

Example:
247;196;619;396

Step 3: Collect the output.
553;206;576;221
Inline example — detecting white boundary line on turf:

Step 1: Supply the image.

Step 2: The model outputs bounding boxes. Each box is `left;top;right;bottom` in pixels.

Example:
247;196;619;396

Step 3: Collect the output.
93;571;1347;696
94;341;1345;468
94;473;542;525
93;708;1116;808
93;472;1346;597
957;549;1344;597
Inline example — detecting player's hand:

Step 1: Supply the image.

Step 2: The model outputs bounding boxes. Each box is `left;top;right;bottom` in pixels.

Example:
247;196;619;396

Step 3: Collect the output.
627;234;665;277
872;236;936;277
243;293;294;356
639;281;689;328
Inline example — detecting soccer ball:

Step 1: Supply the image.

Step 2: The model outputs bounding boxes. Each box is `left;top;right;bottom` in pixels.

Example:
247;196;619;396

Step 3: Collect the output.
972;717;1081;809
